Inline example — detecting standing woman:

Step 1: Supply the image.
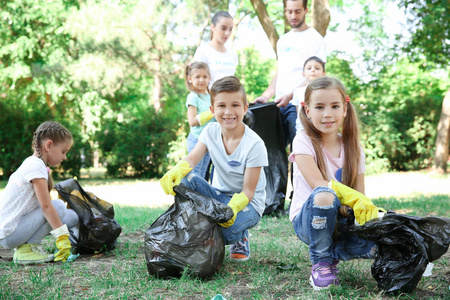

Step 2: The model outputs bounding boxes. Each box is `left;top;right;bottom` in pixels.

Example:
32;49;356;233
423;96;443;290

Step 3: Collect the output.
194;11;238;88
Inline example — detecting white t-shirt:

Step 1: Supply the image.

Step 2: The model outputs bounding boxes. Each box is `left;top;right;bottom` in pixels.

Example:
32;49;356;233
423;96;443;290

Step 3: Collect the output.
291;85;307;132
193;44;239;88
288;131;365;221
198;123;268;216
0;156;48;239
275;28;327;100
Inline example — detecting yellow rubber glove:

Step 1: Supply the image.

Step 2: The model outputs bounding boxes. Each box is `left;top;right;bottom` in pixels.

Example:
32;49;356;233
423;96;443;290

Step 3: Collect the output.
196;110;214;126
329;180;385;225
160;160;192;196
219;192;249;228
51;224;72;262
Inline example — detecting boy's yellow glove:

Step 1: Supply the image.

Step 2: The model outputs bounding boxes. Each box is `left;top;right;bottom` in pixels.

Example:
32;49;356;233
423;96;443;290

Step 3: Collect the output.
329;180;385;225
196;111;214;125
160;160;192;196
50;224;72;262
219;192;249;228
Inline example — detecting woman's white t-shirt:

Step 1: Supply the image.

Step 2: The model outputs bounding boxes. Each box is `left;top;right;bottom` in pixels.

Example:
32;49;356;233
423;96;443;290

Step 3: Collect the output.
193;44;238;88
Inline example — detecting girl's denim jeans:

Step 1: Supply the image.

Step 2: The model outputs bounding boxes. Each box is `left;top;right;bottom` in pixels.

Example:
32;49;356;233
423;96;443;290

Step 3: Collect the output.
181;173;260;245
187;133;211;179
292;186;377;265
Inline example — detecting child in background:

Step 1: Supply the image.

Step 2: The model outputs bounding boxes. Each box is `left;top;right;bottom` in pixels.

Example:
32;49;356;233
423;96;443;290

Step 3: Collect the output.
289;77;383;290
292;56;326;133
0;121;79;264
161;76;268;261
185;62;215;179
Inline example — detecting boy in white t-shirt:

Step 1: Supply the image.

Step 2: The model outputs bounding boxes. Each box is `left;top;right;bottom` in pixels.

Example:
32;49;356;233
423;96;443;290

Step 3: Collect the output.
292;56;326;132
160;76;268;262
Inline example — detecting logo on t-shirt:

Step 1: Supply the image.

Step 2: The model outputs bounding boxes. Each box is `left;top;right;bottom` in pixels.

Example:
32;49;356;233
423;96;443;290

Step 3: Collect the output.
228;160;241;167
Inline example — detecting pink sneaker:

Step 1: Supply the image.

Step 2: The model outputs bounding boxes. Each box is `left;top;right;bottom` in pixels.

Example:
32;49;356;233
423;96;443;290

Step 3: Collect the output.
331;260;340;274
310;262;339;290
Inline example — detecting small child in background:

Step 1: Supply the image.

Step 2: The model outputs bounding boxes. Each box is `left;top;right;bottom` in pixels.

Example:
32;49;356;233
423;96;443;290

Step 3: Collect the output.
292;56;326;133
0;121;79;264
185;62;215;179
289;77;383;290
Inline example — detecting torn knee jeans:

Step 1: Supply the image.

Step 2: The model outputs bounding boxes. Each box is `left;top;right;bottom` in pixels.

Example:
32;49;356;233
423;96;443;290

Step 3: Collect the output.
292;186;376;264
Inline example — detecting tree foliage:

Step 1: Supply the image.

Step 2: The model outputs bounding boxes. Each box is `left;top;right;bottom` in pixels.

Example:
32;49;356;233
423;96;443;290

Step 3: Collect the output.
396;0;450;173
1;0;448;179
397;0;449;68
0;0;88;178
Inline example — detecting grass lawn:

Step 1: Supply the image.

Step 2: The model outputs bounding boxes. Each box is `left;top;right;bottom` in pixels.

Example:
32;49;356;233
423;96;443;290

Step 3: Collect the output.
0;174;449;299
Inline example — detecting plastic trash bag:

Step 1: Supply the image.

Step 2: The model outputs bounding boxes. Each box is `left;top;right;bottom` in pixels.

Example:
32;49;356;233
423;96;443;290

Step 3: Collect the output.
244;103;288;215
55;179;122;254
348;213;450;293
145;185;234;279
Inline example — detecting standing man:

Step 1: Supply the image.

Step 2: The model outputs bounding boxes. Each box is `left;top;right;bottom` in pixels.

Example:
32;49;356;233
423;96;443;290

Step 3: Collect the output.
253;0;327;148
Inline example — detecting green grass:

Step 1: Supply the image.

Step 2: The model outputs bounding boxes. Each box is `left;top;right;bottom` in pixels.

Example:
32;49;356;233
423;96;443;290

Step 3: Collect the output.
1;194;449;299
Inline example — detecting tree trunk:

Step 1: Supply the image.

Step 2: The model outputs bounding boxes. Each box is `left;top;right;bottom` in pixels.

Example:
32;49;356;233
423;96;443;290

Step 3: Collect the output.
433;89;450;173
152;72;162;112
249;0;279;54
45;92;57;116
151;57;162;112
230;14;247;50
310;0;330;37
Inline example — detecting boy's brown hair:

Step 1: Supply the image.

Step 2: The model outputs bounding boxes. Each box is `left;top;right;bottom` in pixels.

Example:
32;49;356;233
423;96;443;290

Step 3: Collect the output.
210;76;247;106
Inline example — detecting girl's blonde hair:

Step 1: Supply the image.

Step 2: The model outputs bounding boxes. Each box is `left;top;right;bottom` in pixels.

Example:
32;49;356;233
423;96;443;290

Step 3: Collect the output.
299;76;361;189
185;61;210;93
32;121;73;191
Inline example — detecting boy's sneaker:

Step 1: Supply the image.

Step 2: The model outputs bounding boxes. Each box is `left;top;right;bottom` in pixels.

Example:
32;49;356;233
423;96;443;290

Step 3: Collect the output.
230;237;250;261
13;244;54;265
310;262;339;290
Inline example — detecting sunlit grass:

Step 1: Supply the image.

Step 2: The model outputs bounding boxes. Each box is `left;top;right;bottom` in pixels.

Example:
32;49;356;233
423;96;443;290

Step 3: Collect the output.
1;195;449;299
1;171;449;299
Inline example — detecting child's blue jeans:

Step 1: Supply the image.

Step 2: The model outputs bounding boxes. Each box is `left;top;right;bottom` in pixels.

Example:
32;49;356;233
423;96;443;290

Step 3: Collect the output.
187;133;211;179
181;173;260;245
292;186;377;265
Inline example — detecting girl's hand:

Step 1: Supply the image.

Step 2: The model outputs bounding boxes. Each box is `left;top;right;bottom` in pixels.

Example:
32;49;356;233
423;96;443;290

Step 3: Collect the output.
197;110;214;125
329;180;385;225
51;224;72;262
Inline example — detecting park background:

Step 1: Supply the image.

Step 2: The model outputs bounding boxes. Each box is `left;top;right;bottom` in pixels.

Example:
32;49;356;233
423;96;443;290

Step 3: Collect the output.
0;0;449;179
0;1;449;299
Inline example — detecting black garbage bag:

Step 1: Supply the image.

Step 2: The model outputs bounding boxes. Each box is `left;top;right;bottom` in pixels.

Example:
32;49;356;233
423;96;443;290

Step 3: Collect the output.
244;102;288;215
145;185;234;279
55;179;122;254
348;213;450;293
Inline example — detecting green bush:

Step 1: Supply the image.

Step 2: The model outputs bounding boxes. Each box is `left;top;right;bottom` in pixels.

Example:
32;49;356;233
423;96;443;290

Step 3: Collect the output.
358;59;444;171
0;100;86;179
236;46;276;102
327;54;445;172
0;101;46;178
97;105;179;178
